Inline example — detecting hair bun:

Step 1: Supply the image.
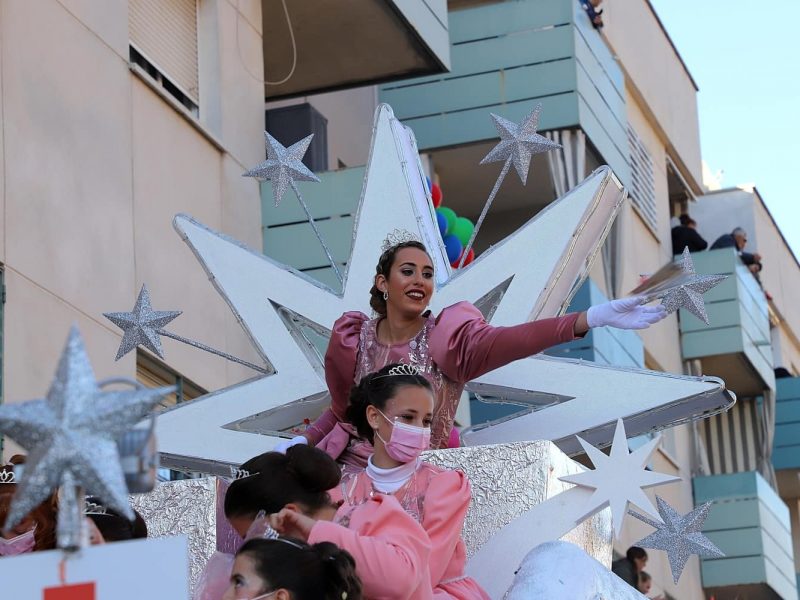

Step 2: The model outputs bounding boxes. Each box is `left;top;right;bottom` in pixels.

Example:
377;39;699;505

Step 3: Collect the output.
285;445;341;493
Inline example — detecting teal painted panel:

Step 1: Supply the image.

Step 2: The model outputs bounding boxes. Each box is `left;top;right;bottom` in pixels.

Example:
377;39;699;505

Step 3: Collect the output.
775;378;800;470
777;377;800;400
400;91;580;150
448;0;572;44
381;58;576;121
681;327;745;359
261;167;364;225
680;299;741;333
763;558;800;600
576;95;630;186
775;421;800;448
693;472;791;525
571;0;625;96
701;556;768;588
263;217;353;271
705;527;763;558
703;497;761;530
775;398;800;426
573;24;625;118
773;446;800;471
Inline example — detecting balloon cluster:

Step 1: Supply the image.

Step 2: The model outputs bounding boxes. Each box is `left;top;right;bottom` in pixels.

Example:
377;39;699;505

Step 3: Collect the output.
427;177;475;268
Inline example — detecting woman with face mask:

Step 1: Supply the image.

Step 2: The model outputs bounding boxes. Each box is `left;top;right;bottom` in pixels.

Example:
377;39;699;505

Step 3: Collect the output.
0;457;57;557
279;237;667;470
332;363;488;600
223;536;362;600
224;445;434;600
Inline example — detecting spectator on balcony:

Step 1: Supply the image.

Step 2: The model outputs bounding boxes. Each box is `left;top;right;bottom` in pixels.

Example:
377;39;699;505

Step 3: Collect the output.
580;0;604;28
671;214;708;254
611;546;647;588
710;227;763;281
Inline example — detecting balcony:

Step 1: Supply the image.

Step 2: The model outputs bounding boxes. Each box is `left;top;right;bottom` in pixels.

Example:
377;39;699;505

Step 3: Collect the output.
693;472;797;599
680;248;774;397
262;0;450;99
774;376;800;475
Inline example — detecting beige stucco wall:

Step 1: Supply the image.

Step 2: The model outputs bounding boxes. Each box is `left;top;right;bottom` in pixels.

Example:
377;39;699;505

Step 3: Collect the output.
601;0;703;192
0;0;265;457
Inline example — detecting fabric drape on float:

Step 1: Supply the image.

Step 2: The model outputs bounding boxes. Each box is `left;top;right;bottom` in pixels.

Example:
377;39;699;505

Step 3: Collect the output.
129;0;200;104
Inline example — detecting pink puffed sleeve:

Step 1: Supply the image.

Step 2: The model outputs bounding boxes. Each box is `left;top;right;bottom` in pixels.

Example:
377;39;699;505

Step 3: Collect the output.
309;495;432;600
304;311;368;445
422;469;471;586
429;301;581;383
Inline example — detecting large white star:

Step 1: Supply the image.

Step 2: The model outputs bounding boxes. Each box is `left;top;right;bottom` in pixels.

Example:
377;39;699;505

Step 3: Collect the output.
155;104;734;469
559;419;680;537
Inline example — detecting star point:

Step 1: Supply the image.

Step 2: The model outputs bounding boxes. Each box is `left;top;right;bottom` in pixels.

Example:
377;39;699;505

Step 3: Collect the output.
480;105;561;184
0;326;173;531
103;284;182;360
630;496;724;583
243;132;320;206
661;248;727;324
559;419;681;537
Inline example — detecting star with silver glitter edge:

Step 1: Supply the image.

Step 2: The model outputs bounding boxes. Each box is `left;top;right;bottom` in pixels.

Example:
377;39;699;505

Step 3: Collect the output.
0;326;173;547
559;418;681;538
459;104;561;267
103;284;181;360
243;132;320;206
661;247;728;325
629;496;724;583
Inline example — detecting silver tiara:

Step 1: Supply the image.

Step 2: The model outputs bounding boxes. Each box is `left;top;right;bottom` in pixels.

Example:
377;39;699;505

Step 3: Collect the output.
229;466;254;480
0;469;18;485
374;363;422;379
84;500;109;516
381;229;420;253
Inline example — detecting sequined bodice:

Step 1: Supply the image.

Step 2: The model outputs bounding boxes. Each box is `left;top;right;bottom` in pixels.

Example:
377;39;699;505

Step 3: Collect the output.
355;315;463;449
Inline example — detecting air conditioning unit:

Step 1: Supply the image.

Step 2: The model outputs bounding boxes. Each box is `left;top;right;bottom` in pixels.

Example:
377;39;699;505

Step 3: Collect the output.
264;103;328;172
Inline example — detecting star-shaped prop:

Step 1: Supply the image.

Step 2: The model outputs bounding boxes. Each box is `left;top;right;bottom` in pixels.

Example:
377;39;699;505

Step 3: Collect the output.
660;248;727;324
0;326;173;536
459;104;561;267
243;132;320;206
243;132;341;283
103;284;181;360
104;284;268;373
480;105;561;185
559;419;680;537
629;496;724;583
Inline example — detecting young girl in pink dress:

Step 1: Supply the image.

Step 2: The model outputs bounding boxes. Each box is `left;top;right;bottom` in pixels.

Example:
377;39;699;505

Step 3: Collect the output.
223;445;434;600
330;362;490;600
278;237;666;468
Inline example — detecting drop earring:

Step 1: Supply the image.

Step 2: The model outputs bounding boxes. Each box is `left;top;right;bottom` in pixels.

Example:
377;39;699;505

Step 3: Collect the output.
383;291;388;301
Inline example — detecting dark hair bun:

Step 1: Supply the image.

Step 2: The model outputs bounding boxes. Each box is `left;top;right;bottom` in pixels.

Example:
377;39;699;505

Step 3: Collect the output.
286;444;341;493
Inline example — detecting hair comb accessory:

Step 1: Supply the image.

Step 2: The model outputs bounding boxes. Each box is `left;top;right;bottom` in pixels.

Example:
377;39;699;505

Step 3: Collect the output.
229;466;254;480
374;363;422;379
380;229;420;253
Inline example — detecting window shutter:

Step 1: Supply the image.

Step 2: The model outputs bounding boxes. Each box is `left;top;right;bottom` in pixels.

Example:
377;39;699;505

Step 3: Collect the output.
626;125;658;232
129;0;200;104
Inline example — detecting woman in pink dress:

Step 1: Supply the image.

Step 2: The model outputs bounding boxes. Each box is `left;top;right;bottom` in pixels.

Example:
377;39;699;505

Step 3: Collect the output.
224;445;434;600
278;237;666;467
328;363;489;600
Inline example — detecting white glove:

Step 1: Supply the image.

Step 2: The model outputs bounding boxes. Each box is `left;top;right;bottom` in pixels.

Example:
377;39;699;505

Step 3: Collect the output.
273;435;308;454
586;296;667;330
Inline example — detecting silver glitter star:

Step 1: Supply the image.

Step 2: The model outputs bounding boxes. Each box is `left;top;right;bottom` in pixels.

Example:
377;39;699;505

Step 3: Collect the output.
243;132;321;206
0;326;173;531
629;496;724;583
103;284;182;360
559;419;680;537
661;248;727;325
480;105;561;184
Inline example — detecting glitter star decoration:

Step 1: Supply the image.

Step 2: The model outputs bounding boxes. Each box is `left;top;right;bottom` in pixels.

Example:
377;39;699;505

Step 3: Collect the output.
103;284;182;360
0;326;173;531
661;247;727;325
559;419;681;537
629;496;724;583
479;104;561;185
243;132;320;206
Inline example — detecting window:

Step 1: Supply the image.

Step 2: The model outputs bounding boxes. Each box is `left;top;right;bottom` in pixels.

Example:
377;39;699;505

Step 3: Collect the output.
129;0;200;115
626;125;658;233
136;350;206;410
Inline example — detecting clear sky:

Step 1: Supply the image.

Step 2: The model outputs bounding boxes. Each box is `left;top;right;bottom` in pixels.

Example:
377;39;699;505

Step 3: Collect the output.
649;0;799;260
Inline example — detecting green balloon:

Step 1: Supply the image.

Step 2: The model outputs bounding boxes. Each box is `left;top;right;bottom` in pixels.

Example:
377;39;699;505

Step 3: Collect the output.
451;217;475;247
436;207;457;236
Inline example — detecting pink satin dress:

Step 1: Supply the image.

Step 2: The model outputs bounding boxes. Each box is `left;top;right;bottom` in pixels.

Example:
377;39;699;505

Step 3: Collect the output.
331;463;490;600
307;301;580;470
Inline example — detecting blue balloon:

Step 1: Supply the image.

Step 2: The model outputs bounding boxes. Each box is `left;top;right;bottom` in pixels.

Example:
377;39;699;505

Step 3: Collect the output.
426;176;432;191
443;234;463;263
436;211;448;237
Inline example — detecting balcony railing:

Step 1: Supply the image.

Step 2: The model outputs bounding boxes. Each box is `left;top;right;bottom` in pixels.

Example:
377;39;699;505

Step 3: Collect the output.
379;0;630;186
773;376;800;471
693;471;797;599
680;248;774;397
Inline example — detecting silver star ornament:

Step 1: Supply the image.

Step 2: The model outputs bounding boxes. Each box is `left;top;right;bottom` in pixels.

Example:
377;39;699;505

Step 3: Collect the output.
661;247;727;324
0;326;173;530
104;284;181;360
630;496;724;583
559;418;680;537
243;132;321;206
480;104;561;184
